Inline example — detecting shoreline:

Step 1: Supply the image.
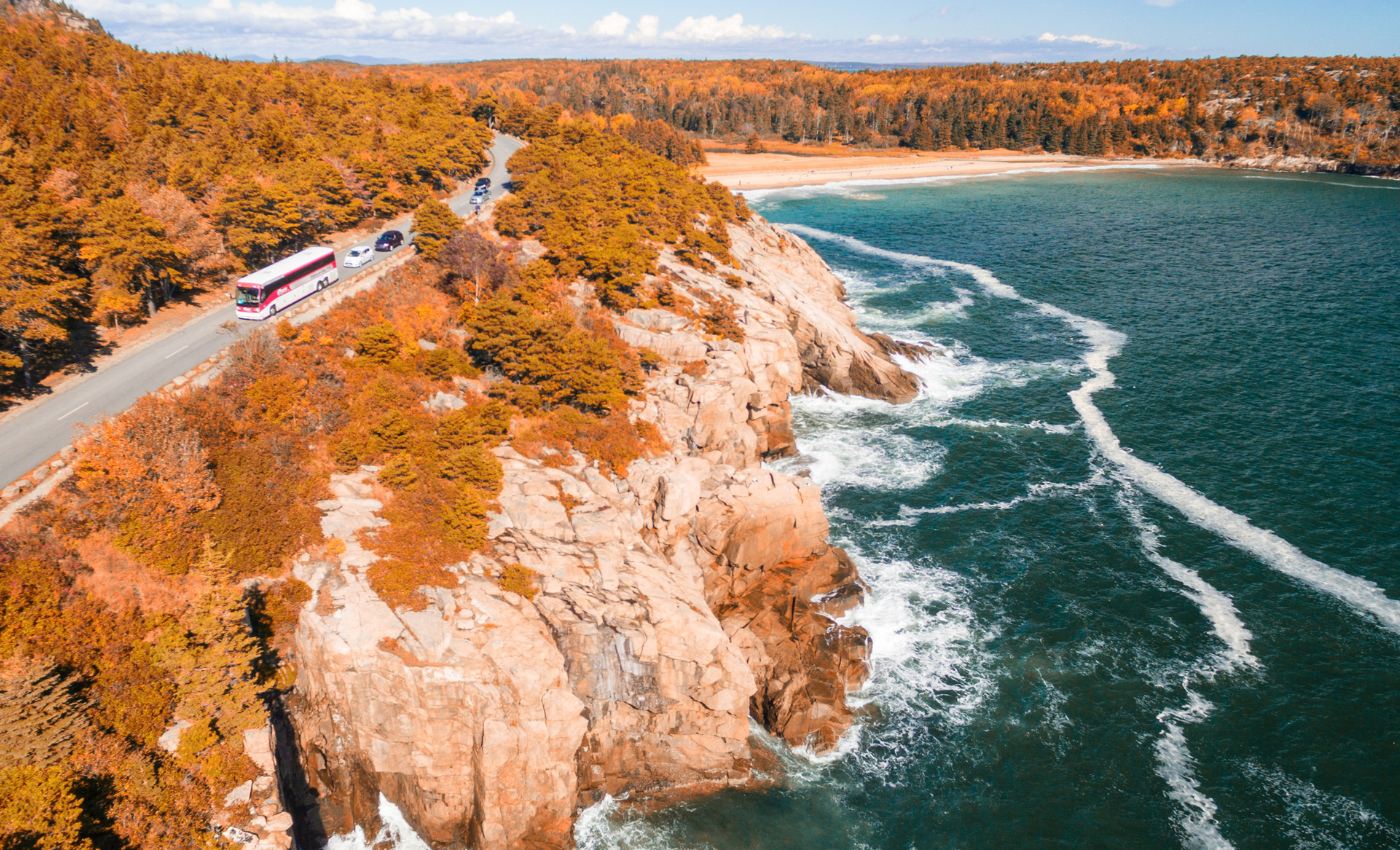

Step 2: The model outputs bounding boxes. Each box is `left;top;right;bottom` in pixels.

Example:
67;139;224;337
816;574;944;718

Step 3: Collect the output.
700;150;1201;192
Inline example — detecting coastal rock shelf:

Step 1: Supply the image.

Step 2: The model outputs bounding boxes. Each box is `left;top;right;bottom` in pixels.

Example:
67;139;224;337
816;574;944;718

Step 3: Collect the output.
284;216;921;848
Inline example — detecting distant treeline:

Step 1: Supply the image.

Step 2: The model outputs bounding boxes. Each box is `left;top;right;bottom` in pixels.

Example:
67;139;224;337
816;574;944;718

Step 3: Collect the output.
0;13;490;394
397;57;1400;167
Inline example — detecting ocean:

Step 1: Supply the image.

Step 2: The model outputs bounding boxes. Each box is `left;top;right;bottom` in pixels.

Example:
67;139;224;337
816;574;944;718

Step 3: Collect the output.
578;166;1400;850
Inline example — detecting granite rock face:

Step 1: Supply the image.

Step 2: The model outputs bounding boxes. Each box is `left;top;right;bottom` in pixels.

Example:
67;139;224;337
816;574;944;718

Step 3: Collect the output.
286;217;921;847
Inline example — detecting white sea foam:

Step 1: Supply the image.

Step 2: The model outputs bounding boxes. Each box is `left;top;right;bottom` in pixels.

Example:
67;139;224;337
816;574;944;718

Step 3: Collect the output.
1154;692;1237;850
870;472;1107;527
837;550;993;736
741;163;1169;202
788;223;1400;636
1241;174;1400;190
1240;761;1400;847
933;417;1077;434
326;794;432;850
574;795;679;850
1119;494;1258;674
791;419;945;491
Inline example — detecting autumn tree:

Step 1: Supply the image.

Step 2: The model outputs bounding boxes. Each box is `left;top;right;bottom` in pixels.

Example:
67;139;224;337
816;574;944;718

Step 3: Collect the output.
126;183;231;284
79;196;188;319
211;180;305;267
0;219;83;391
75;395;220;573
412;196;464;262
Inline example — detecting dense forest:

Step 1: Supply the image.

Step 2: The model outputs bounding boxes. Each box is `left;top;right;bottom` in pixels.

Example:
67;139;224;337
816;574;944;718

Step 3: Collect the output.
406;56;1400;168
0;78;754;842
0;9;491;396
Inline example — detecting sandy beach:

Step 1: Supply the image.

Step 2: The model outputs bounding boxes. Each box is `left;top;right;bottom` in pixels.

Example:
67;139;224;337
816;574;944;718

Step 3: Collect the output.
700;149;1192;190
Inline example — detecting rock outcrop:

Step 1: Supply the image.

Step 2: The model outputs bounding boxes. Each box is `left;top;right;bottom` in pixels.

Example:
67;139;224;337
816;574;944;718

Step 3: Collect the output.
285;217;921;847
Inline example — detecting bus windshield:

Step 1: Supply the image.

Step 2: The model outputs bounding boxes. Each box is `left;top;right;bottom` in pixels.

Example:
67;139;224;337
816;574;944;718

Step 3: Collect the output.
235;287;263;307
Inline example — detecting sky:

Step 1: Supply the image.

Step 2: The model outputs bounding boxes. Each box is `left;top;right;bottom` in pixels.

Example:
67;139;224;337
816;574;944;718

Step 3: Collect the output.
67;0;1400;65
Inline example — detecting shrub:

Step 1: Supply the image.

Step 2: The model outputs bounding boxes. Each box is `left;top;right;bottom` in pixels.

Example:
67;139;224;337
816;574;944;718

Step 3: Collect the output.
332;436;363;471
370;409;415;455
520;408;660;477
356;321;401;364
442;488;489;548
175;718;218;763
702;299;745;342
200;740;259;795
416;346;478;380
378;453;419;490
440;445;502;491
496;563;538;600
366;559;458;611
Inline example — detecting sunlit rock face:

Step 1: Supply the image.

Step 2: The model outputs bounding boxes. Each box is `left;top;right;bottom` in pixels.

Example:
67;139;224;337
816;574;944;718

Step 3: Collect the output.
287;217;919;847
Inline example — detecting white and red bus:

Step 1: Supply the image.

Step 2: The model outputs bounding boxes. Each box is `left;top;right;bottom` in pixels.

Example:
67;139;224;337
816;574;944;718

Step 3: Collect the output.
235;247;339;321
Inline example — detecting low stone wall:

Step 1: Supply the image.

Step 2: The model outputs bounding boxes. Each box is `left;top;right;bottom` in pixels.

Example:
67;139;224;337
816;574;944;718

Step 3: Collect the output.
0;249;414;524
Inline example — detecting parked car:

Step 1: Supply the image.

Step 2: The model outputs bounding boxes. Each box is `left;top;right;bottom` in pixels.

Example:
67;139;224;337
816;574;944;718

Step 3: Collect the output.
343;245;373;268
374;230;404;252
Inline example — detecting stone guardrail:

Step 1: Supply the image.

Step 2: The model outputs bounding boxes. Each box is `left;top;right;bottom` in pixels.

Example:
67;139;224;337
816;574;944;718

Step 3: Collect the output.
0;248;415;527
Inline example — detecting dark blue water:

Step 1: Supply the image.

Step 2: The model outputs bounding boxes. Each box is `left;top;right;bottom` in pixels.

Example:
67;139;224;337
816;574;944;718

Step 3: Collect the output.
579;167;1400;850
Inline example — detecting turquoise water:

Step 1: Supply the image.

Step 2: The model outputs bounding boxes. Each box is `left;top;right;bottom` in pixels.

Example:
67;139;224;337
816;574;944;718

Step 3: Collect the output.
581;167;1400;850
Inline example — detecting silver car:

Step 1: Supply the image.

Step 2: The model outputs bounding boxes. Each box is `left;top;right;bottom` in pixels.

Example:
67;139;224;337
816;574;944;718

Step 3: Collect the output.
344;246;373;268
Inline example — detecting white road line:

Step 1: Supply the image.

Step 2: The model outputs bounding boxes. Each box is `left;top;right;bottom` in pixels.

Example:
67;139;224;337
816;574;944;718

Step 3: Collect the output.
57;402;88;421
163;344;190;359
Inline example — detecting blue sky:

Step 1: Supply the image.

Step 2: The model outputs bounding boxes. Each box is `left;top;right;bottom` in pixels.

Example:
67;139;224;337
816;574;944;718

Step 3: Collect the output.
69;0;1400;64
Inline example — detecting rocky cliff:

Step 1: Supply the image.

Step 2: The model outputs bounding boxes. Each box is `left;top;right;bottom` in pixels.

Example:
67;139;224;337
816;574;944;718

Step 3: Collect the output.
285;215;921;848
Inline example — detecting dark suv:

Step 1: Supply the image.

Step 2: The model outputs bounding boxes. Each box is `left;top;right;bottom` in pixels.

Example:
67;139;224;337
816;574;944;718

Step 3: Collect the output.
374;230;404;252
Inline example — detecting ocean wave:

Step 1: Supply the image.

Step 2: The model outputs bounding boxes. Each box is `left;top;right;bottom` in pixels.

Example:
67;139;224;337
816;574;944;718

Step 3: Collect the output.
788;223;1400;637
1241;174;1400;190
836;549;995;756
575;795;681;850
326;794;431;850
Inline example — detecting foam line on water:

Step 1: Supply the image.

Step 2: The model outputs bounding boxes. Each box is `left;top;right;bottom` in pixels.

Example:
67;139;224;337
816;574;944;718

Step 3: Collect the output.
1120;493;1258;674
870;472;1107;527
741;163;1169;202
1154;692;1238;850
1241;174;1400;190
787;224;1400;636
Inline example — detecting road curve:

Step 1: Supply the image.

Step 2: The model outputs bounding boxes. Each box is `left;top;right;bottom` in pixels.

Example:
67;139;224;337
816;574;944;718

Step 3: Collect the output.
0;132;524;490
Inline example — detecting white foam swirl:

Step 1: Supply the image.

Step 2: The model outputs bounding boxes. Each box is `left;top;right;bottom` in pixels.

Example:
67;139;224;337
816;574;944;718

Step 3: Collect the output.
787;223;1400;636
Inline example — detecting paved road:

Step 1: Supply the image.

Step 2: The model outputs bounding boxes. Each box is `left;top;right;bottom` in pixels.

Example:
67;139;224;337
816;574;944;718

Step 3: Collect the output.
0;133;524;489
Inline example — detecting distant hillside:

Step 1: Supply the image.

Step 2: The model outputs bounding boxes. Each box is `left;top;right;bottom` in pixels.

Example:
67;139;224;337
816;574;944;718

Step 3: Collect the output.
399;57;1400;174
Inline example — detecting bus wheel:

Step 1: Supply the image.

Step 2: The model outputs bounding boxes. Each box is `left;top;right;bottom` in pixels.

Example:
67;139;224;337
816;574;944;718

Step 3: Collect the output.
269;303;278;316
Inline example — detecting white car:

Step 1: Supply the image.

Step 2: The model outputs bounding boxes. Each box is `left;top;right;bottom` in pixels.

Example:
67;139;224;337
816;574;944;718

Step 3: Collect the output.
343;246;373;268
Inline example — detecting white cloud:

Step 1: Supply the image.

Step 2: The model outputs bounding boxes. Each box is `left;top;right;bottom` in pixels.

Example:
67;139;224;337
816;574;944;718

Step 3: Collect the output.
1145;0;1183;6
588;11;629;37
1038;31;1140;50
66;0;1163;63
662;14;789;42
